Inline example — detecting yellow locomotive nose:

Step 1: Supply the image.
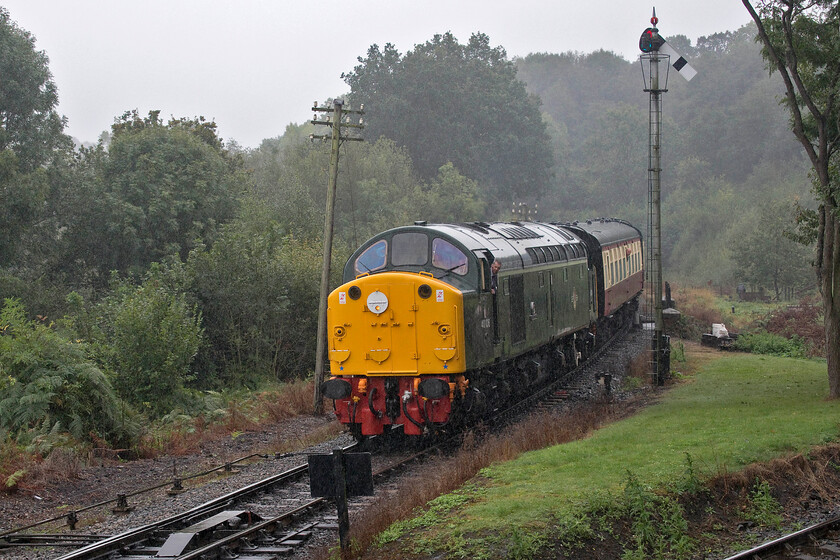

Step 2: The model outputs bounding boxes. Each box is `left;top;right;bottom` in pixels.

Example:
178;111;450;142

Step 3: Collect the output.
328;272;466;377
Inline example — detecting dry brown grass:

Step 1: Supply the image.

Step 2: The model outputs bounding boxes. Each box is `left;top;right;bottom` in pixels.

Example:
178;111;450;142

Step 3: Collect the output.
626;351;652;383
765;300;826;357
135;379;322;458
271;421;343;456
0;442;84;494
256;379;317;422
322;403;620;559
1;440;38;494
707;443;840;511
680;339;725;376
677;286;724;322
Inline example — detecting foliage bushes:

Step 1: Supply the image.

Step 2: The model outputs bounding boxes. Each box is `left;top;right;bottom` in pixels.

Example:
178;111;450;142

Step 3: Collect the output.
97;273;203;416
672;288;823;360
731;301;824;359
0;298;138;450
733;332;809;358
188;204;323;387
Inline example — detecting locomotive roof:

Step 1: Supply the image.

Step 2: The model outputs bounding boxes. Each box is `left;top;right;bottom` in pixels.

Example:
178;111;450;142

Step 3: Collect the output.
395;220;586;268
344;220;591;283
560;218;642;246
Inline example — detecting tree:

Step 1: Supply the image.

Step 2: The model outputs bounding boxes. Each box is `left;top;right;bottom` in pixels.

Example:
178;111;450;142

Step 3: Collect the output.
344;32;553;209
62;111;243;284
187;203;322;385
732;199;814;298
742;0;840;397
0;8;70;265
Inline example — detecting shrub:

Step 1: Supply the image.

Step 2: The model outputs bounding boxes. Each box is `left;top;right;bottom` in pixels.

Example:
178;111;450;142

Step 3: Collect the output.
765;302;825;357
743;479;783;529
621;471;695;560
187;208;323;386
97;274;203;417
0;298;137;449
732;331;808;358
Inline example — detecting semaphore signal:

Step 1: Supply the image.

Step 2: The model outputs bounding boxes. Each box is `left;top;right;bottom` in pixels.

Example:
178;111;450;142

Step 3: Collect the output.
639;9;697;82
639;8;696;383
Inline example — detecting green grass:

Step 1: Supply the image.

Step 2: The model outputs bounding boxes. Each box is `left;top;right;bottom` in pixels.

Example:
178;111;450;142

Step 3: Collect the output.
395;353;838;558
715;299;780;331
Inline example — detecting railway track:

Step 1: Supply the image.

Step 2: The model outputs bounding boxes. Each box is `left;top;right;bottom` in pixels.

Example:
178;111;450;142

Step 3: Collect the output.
2;428;469;560
722;515;840;559
1;326;644;560
49;453;336;560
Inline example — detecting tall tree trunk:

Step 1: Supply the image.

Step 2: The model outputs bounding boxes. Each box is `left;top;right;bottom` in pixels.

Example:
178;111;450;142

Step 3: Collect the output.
741;0;840;399
823;207;840;399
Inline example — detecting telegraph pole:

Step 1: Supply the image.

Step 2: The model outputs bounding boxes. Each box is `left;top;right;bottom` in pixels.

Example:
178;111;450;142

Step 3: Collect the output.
311;100;364;414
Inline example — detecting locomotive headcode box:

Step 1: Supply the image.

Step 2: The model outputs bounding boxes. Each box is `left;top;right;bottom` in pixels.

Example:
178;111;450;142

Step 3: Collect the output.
308;451;374;497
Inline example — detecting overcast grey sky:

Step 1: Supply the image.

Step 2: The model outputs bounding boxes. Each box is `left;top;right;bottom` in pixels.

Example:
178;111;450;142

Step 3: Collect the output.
3;1;751;149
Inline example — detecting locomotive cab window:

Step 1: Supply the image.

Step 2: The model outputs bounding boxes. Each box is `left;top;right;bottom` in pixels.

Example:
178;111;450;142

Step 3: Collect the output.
392;232;429;266
355;239;387;275
432;238;467;275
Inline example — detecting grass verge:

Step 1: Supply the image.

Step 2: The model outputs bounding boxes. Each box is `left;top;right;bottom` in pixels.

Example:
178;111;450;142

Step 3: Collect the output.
362;348;837;559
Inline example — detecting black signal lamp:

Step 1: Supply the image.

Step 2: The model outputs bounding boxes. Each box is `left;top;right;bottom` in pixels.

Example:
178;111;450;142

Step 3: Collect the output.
639;28;665;53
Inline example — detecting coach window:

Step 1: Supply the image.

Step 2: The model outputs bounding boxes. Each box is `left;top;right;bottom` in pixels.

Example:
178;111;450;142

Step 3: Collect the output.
432;238;468;275
392;232;429;266
604;253;610;286
355;239;387;275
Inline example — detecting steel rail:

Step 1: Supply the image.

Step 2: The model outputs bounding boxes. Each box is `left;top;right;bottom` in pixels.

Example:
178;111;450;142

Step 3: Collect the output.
0;452;268;540
174;505;323;560
53;442;359;560
173;440;446;559
720;515;840;560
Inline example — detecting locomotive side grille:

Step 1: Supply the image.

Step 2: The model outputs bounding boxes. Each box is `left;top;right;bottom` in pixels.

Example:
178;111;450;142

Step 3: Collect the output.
494;225;542;239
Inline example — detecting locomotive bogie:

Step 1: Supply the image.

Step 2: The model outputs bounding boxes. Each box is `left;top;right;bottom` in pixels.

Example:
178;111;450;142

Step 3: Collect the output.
326;375;454;436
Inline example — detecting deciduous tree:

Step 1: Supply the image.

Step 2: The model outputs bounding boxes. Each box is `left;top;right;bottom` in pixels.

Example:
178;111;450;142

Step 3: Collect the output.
0;8;70;265
64;111;243;284
344;32;553;209
742;0;840;396
732;199;814;299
